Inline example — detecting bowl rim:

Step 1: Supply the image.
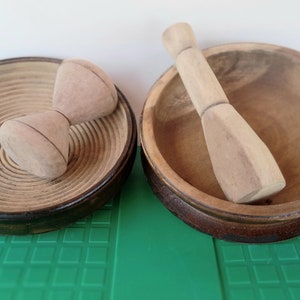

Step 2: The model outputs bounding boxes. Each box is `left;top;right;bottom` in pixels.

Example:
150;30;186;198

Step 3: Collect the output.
0;57;137;220
141;42;300;223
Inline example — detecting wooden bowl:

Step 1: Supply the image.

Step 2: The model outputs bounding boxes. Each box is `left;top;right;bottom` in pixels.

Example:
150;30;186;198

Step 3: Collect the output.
141;43;300;243
0;57;137;234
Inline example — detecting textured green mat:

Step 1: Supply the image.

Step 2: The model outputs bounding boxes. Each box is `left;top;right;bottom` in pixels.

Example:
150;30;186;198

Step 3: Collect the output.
0;198;119;300
0;148;300;300
215;239;300;299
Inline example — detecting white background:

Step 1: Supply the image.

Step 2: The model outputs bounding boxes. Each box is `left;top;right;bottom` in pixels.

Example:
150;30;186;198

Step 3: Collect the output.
0;0;299;119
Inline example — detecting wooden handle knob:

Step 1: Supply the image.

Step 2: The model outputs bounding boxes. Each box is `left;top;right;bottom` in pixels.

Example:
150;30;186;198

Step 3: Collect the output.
162;22;229;116
162;22;286;203
53;59;118;125
162;22;198;58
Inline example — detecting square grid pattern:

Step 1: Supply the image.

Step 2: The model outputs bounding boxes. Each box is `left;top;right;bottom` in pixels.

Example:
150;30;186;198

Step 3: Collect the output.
0;197;119;300
215;237;300;300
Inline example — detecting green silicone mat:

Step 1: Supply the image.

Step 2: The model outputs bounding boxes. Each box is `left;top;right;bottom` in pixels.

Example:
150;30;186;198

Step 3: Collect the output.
0;148;300;300
0;198;119;300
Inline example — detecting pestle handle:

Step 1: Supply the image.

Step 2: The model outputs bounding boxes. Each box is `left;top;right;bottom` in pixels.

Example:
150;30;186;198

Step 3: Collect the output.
162;22;285;203
162;22;229;117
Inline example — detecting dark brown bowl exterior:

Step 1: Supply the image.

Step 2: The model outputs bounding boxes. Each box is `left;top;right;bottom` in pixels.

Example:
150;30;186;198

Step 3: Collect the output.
0;58;137;235
141;152;300;243
141;43;300;243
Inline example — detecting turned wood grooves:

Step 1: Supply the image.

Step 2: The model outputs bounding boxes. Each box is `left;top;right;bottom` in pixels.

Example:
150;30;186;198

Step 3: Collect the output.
0;58;137;234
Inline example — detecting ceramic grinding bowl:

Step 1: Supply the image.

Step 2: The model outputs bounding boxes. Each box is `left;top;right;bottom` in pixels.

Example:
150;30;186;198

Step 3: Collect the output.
141;43;300;243
0;57;137;234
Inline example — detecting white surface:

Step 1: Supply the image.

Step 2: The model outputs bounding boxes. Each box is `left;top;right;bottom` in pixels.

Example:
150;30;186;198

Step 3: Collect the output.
0;0;299;118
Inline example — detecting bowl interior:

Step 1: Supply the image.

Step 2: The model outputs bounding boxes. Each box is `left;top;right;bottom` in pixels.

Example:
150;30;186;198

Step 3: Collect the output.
0;58;131;213
142;43;300;217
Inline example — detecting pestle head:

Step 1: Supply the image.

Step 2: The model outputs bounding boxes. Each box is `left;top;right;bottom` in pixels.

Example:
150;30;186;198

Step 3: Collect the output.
0;111;69;179
53;59;118;125
0;59;118;179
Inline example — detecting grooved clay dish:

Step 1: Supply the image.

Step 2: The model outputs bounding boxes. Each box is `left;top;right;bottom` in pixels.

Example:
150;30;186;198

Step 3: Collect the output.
0;57;137;234
141;43;300;243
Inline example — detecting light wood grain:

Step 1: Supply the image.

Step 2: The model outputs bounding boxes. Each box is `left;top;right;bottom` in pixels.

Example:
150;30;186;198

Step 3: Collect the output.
53;59;118;125
162;23;285;203
0;111;69;178
0;58;118;179
141;42;300;232
0;58;132;213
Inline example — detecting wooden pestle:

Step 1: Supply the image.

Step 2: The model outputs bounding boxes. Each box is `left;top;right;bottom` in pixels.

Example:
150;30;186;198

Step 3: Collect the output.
162;22;286;203
0;59;118;179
